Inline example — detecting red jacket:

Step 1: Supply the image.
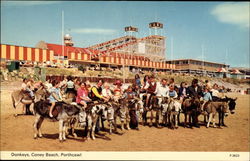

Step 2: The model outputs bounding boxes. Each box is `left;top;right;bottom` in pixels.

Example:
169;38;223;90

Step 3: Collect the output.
147;82;157;94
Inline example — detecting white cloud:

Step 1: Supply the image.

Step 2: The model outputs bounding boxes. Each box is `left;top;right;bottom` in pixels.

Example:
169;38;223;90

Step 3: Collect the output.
2;1;61;7
71;28;117;35
211;2;249;28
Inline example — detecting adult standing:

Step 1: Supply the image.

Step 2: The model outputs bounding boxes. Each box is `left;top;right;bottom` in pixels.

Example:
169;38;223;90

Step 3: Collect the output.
187;79;203;98
123;86;139;130
187;79;203;128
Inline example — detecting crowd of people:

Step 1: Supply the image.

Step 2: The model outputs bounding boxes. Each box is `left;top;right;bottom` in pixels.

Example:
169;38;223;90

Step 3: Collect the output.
20;74;227;121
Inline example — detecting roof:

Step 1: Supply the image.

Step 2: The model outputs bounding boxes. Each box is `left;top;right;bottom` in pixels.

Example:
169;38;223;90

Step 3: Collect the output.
46;43;99;56
230;69;243;74
46;43;150;60
166;58;229;66
217;68;228;72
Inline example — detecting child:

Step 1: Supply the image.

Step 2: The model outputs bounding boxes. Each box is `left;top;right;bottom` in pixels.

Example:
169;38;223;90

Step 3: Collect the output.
22;79;35;99
48;80;63;118
76;82;91;109
113;80;123;102
168;85;178;99
102;82;113;101
201;87;212;112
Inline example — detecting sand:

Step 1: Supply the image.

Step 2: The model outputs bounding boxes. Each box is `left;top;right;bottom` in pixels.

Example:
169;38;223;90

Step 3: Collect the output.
0;81;249;151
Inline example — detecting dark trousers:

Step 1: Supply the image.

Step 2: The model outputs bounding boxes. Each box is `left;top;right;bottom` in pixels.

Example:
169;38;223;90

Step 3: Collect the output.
95;116;105;133
129;110;138;129
95;116;100;133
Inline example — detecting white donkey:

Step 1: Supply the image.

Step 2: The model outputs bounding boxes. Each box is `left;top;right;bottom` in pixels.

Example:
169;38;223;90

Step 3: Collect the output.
162;98;182;129
86;104;109;140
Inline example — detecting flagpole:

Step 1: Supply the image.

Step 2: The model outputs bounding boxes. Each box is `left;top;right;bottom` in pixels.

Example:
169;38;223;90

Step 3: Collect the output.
62;10;64;61
171;36;173;73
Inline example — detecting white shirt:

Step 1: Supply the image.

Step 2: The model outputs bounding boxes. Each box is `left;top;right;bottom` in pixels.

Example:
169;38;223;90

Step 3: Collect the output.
211;89;219;97
144;81;155;89
45;82;53;92
66;80;74;88
156;82;169;97
21;83;27;90
102;88;113;97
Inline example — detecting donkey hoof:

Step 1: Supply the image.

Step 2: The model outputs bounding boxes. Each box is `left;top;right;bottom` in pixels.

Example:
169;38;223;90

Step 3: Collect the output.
59;140;64;142
34;136;38;139
38;135;43;138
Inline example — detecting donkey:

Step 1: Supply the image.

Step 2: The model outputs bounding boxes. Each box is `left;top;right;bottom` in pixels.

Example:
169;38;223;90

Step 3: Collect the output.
85;104;109;140
163;98;182;129
203;96;237;127
142;96;163;127
161;97;170;126
94;101;117;135
68;101;113;139
11;86;49;116
119;98;131;131
204;101;229;128
33;100;81;142
135;99;144;124
67;109;88;139
225;96;237;114
182;97;202;128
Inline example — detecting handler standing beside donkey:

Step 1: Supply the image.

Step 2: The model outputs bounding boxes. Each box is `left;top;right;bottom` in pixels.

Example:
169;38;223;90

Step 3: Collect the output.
187;79;203;128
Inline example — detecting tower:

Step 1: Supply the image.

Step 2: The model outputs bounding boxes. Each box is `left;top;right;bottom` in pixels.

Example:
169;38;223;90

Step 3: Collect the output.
149;22;163;36
64;34;74;47
124;26;138;37
144;22;166;61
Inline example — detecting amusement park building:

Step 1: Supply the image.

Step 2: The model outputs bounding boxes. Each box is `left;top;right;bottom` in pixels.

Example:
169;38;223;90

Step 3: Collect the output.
1;24;176;70
165;59;230;76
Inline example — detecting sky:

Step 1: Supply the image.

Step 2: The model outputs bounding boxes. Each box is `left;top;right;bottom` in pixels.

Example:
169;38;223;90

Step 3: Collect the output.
1;1;249;68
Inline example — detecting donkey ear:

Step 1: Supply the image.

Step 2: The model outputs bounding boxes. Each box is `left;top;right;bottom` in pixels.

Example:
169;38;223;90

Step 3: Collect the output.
234;97;237;101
